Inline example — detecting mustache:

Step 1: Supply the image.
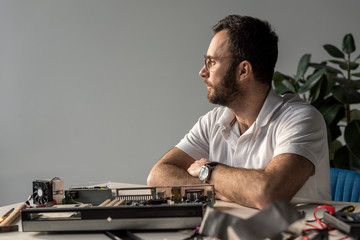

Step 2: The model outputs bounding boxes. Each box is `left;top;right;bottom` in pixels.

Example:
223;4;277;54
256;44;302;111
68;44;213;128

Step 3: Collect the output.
204;80;213;88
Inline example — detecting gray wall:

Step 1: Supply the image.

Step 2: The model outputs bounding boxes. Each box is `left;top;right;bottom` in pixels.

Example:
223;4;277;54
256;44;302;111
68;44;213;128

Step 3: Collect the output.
1;0;359;206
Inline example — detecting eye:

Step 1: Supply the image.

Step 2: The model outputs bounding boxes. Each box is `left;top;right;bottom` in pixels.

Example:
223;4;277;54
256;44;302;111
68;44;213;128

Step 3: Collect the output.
208;59;216;67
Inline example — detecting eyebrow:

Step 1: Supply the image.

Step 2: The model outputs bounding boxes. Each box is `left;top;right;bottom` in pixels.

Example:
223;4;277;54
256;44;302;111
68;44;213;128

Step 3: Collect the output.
204;55;220;59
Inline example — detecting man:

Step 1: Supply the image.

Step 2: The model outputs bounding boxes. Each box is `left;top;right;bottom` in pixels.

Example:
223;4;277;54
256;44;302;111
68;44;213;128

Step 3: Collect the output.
147;15;331;209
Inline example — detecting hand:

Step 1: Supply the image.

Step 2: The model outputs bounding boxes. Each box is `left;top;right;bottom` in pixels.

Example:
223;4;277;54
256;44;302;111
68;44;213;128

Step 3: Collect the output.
187;158;211;177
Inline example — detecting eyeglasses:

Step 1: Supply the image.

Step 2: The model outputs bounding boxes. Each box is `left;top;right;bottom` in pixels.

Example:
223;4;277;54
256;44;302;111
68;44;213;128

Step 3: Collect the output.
203;55;240;71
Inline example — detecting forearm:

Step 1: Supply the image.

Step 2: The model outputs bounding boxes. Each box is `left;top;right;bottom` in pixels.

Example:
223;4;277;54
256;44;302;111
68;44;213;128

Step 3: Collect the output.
188;154;314;209
186;158;270;207
147;148;202;187
147;162;201;186
210;165;271;208
217;157;312;208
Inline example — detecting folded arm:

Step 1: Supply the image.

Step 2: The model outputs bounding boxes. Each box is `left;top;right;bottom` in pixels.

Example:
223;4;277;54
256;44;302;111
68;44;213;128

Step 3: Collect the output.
147;147;201;186
199;153;314;209
147;148;314;209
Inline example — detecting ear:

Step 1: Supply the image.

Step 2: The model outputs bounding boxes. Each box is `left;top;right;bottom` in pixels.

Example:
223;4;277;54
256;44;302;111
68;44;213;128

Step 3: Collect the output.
238;60;253;80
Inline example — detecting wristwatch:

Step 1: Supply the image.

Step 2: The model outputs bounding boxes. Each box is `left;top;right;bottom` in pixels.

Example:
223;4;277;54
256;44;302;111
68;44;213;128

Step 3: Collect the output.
198;162;219;183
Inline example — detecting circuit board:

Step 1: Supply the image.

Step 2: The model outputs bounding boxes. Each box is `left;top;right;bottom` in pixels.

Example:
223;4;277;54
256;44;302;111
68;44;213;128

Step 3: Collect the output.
22;184;215;232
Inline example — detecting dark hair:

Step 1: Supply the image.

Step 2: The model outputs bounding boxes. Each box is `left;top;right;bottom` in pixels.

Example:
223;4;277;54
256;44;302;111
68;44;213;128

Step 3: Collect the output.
212;15;278;86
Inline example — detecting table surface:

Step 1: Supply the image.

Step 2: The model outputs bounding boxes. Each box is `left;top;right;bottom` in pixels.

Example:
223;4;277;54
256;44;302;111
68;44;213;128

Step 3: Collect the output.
0;182;358;240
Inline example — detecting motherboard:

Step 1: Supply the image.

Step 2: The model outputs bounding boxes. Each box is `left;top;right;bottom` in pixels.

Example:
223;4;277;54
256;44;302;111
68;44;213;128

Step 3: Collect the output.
22;184;215;232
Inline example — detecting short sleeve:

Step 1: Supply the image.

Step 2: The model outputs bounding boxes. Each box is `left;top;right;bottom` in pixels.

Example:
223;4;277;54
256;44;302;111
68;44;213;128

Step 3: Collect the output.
273;103;328;167
175;108;227;160
176;115;211;160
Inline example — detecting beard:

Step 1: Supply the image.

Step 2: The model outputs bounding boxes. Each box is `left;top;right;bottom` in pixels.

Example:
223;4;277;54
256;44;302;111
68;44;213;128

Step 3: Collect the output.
206;61;242;106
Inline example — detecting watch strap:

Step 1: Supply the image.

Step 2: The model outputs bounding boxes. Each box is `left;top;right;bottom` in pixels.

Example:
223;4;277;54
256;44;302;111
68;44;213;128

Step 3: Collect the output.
206;162;219;168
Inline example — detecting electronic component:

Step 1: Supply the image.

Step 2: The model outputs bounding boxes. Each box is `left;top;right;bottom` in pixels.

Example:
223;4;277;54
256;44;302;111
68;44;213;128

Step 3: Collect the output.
63;187;113;205
0;225;18;232
22;184;215;232
32;178;64;205
33;180;52;205
323;212;360;237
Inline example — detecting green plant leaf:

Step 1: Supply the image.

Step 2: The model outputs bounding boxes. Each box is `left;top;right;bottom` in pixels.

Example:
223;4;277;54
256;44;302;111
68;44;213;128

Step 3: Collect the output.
317;96;344;127
281;80;296;93
345;120;360;162
310;63;343;75
351;109;360;121
273;71;292;82
323;73;337;94
342;33;356;54
352;72;360;77
350;151;360;172
329;60;359;71
350;62;360;70
298;69;326;94
329;60;348;70
319;104;341;125
295;54;311;82
329;124;342;143
355;54;360;62
351;80;360;89
272;71;284;82
332;77;347;85
273;81;287;95
309;81;321;103
333;78;360;89
273;72;294;94
333;146;350;169
309;75;328;104
273;79;296;95
313;75;330;105
329;140;343;161
323;44;345;58
332;85;360;104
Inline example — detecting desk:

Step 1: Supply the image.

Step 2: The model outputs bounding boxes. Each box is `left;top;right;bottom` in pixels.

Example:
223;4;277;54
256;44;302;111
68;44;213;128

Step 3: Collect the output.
0;182;358;240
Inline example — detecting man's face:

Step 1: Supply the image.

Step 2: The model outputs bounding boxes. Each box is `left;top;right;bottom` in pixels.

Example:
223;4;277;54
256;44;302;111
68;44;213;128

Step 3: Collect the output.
207;60;241;106
200;30;242;106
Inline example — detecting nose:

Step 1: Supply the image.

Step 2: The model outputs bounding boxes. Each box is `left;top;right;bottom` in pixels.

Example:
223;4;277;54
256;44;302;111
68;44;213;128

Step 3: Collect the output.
199;65;208;78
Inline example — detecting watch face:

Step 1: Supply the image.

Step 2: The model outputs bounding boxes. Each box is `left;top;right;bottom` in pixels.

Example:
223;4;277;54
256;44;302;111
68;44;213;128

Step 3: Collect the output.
199;165;209;182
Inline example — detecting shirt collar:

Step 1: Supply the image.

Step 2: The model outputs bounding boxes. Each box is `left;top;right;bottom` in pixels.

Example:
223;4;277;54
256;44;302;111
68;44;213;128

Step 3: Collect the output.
255;88;283;127
217;107;236;130
216;89;284;129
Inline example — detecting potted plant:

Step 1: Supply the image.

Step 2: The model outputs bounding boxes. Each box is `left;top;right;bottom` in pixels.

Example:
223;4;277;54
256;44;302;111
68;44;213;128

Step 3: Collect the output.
273;33;360;172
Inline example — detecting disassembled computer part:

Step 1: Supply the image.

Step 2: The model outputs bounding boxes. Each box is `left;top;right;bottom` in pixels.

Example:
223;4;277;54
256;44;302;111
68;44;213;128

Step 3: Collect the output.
22;184;215;232
32;178;64;205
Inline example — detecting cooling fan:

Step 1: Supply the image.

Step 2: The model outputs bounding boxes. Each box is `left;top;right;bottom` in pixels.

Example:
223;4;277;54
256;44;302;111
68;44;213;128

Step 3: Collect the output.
33;180;53;205
32;178;65;205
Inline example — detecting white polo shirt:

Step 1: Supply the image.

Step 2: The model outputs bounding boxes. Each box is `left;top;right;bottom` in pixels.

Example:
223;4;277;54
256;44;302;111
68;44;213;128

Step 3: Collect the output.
176;89;331;200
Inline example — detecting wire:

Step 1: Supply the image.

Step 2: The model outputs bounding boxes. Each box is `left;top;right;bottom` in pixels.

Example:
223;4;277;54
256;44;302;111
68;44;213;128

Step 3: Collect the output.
305;223;320;229
49;177;61;186
71;199;83;205
301;205;336;239
313;205;335;229
337;236;350;240
25;195;33;208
